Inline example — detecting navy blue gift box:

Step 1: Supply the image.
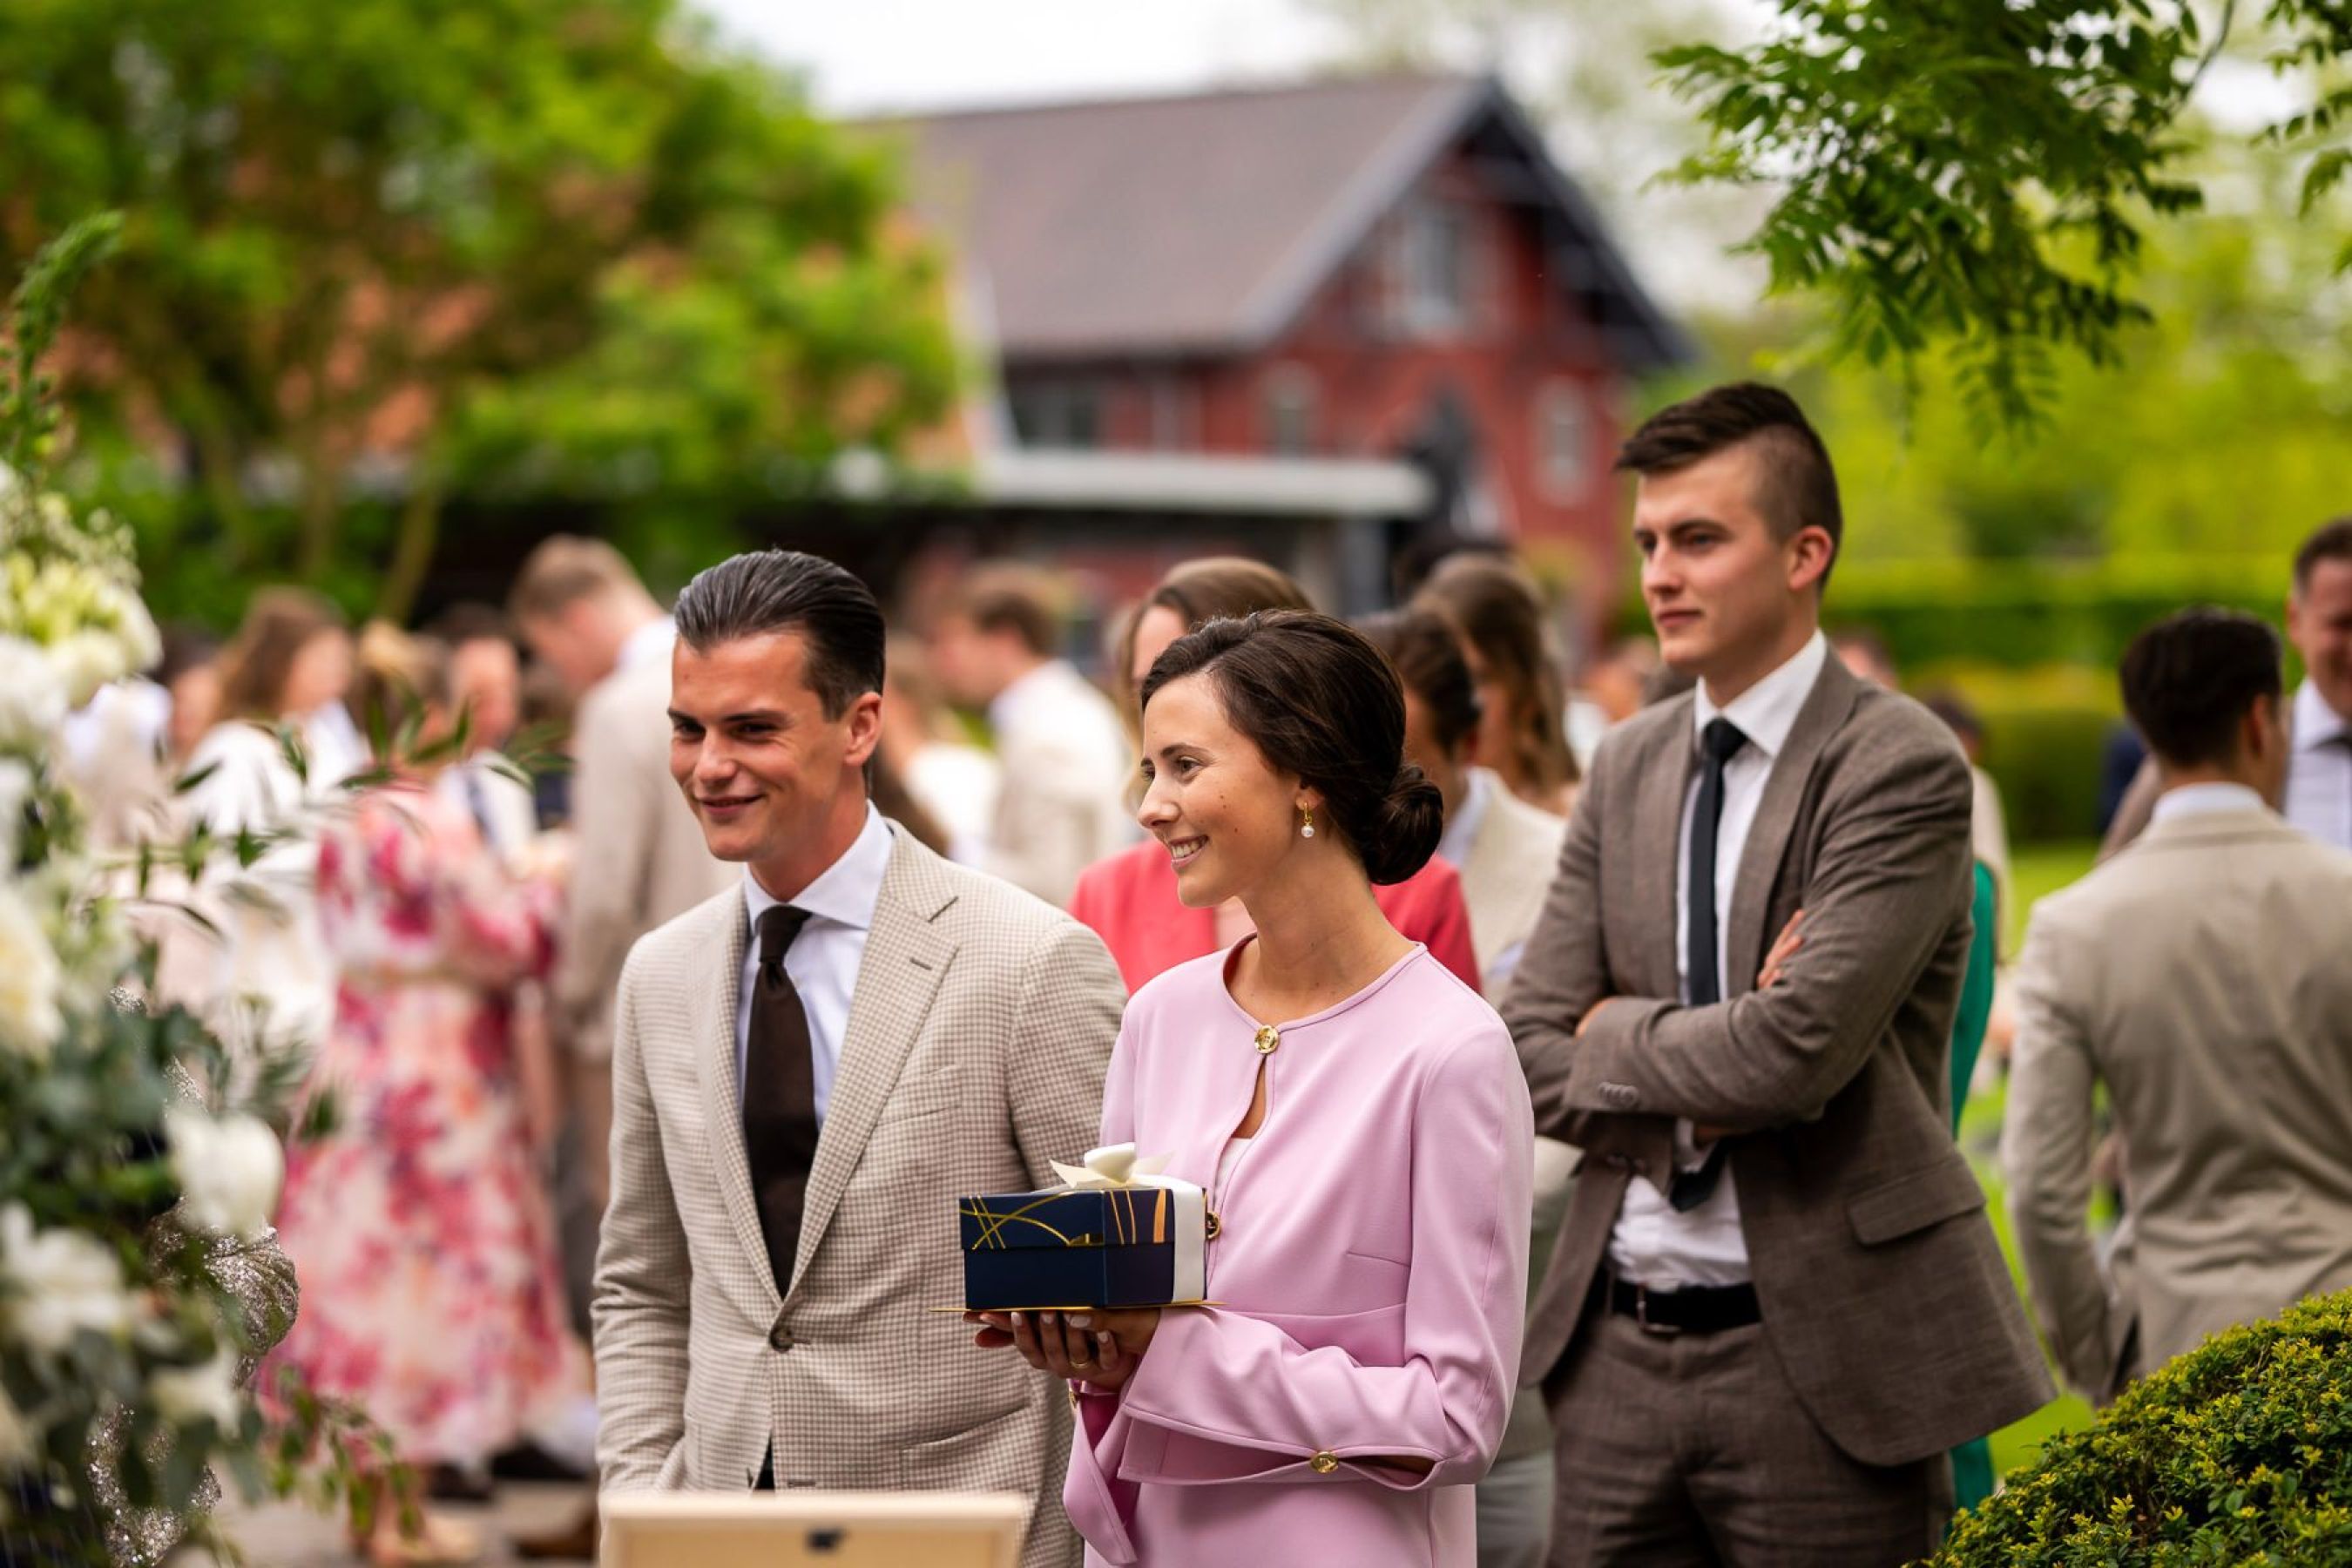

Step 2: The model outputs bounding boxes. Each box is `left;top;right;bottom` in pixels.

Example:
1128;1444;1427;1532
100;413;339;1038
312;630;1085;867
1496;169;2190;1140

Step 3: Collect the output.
959;1184;1207;1312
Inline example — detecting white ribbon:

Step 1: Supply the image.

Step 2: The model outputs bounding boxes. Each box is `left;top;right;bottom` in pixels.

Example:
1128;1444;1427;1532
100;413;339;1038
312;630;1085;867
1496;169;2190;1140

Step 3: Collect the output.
1047;1143;1206;1301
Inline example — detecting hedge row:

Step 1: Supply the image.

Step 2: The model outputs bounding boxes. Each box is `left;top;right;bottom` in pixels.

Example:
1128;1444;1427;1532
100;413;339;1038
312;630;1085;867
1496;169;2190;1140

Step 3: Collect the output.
1930;1289;2352;1565
1912;664;2121;845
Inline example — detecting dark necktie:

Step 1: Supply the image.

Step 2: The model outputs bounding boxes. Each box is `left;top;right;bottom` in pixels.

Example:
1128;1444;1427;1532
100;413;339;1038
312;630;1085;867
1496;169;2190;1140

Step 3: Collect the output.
744;904;820;1293
1669;716;1748;1213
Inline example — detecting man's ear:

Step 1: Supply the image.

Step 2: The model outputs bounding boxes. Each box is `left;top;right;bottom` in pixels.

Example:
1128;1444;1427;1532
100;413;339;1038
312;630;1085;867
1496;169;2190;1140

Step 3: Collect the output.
1787;526;1835;596
843;690;885;768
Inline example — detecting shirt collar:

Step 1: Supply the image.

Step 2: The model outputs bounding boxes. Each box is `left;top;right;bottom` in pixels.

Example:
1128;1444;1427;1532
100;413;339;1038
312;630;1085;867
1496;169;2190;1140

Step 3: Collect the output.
2149;781;2269;826
1692;630;1828;761
1438;765;1496;866
2292;679;2350;751
618;616;675;674
741;804;893;934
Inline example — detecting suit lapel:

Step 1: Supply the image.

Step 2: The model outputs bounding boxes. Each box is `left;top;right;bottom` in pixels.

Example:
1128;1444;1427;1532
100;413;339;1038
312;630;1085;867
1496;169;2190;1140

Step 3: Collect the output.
1725;656;1859;997
1633;700;1695;997
693;892;781;1308
787;829;956;1299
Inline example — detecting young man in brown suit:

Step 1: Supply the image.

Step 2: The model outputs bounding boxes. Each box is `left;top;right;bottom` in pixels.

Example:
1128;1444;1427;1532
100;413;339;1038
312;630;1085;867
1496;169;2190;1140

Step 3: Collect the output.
1503;384;2051;1565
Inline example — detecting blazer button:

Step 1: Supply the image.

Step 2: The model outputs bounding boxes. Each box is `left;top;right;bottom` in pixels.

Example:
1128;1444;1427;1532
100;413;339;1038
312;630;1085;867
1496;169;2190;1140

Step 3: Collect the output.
769;1322;794;1352
1308;1450;1339;1474
1254;1026;1281;1055
1600;1081;1639;1110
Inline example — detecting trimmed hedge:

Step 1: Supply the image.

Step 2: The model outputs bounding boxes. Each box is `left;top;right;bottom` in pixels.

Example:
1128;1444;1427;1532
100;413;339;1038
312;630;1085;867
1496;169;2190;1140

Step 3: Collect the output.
1916;663;2120;844
1928;1289;2352;1565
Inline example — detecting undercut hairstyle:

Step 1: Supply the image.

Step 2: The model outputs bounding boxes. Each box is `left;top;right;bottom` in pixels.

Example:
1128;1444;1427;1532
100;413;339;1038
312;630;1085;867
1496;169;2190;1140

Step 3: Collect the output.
1114;558;1315;704
2119;607;2282;770
507;535;645;625
1615;381;1844;589
1140;611;1443;885
1411;552;1578;790
218;586;348;721
948;564;1061;659
1356;607;1483;757
672;550;887;720
2294;517;2352;594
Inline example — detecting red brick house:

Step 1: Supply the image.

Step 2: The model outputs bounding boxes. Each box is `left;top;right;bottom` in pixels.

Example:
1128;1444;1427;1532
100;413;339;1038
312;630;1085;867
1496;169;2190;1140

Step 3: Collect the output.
893;73;1686;600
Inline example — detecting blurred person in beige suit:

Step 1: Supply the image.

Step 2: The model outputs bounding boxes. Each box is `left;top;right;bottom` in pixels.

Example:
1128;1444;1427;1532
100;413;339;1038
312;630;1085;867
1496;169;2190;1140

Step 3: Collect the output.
2005;608;2352;1403
592;550;1123;1568
929;564;1132;906
1504;384;2049;1565
511;537;733;1219
1362;606;1576;1568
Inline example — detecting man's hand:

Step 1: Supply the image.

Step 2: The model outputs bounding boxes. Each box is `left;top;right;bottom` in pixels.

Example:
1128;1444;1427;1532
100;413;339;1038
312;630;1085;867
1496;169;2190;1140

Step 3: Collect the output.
1757;909;1806;990
965;1308;1158;1394
1575;997;1618;1038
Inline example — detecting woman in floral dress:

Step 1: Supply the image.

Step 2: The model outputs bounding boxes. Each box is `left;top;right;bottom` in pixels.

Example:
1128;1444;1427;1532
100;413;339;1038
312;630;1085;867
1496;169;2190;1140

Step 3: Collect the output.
267;628;579;1566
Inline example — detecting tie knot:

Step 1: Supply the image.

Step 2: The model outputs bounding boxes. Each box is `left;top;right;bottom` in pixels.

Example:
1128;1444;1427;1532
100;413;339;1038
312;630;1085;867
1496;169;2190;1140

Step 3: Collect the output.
756;904;814;968
1701;717;1748;765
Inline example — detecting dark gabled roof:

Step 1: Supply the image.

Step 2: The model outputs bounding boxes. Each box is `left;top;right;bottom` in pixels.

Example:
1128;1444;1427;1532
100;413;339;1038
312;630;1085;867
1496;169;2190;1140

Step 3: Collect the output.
880;73;1688;368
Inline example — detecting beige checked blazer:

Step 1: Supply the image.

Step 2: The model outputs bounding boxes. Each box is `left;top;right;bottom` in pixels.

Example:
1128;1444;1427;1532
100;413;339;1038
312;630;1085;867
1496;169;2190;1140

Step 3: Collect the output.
591;823;1125;1568
2005;806;2352;1402
1503;654;2052;1466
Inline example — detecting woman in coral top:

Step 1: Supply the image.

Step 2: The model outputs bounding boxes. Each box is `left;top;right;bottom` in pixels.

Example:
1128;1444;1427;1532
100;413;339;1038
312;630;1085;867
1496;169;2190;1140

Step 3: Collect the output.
970;612;1533;1566
1075;557;1482;992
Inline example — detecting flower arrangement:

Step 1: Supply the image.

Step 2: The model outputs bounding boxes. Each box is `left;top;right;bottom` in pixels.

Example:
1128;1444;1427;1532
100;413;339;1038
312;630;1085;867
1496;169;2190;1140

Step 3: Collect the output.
0;215;375;1566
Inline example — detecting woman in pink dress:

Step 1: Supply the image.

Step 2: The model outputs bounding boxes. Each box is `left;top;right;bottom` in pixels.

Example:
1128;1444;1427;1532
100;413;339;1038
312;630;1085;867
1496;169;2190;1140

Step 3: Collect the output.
971;612;1534;1565
267;629;578;1565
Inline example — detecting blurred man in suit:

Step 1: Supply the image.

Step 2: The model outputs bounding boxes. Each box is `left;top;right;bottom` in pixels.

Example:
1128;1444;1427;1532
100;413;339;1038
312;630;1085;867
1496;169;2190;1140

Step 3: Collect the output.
593;551;1124;1568
927;564;1132;906
1504;383;2050;1565
511;537;735;1222
2006;608;2352;1402
2101;517;2352;855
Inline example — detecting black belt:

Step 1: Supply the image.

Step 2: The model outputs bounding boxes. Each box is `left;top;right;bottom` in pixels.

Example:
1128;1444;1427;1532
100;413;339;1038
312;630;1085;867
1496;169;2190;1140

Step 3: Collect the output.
1592;1272;1761;1335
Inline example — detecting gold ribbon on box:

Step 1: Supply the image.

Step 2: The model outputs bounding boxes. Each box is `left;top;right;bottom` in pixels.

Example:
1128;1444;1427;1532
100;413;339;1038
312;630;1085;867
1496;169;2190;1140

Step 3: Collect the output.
960;1144;1209;1301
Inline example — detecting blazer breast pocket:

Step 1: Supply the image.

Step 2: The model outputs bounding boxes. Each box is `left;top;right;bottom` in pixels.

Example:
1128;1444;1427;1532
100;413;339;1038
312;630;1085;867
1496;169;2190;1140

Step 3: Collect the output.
873;1071;961;1128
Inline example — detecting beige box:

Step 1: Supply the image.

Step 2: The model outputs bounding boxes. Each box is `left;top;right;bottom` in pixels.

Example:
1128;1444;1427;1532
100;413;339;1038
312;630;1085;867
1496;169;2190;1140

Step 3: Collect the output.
598;1491;1028;1568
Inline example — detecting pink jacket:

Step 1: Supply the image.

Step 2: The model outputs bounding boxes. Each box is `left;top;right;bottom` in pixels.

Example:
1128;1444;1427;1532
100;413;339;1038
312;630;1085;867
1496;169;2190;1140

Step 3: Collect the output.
1064;943;1533;1565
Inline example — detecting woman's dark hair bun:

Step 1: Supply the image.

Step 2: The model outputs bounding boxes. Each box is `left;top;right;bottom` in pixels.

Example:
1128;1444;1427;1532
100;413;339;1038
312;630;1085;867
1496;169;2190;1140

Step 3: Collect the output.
1139;610;1444;887
1362;763;1444;886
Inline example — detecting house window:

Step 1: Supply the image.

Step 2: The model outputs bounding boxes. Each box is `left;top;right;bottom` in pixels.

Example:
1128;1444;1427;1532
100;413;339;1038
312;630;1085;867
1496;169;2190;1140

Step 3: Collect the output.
1396;202;1470;335
1260;366;1318;456
1536;380;1592;502
1009;382;1103;448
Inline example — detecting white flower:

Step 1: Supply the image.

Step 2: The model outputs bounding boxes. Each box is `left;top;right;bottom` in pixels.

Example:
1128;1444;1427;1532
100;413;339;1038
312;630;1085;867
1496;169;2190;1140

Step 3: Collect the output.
0;884;64;1062
48;630;132;708
0;1203;136;1355
0;1381;35;1472
163;1107;284;1240
0;636;66;751
149;1344;243;1431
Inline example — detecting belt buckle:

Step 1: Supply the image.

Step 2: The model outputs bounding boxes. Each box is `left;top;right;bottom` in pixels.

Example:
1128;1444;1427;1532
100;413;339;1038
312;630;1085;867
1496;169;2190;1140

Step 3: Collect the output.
1632;1281;1682;1337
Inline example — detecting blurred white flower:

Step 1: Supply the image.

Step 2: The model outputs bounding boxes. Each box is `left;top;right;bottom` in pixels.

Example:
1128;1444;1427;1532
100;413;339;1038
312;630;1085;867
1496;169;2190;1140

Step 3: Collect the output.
0;1381;33;1472
149;1344;242;1431
48;631;132;709
0;636;66;751
163;1107;284;1240
0;885;64;1062
0;1202;135;1355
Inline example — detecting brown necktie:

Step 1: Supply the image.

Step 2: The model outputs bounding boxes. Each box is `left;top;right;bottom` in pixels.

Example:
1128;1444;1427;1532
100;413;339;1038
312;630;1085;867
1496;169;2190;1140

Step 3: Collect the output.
745;904;820;1294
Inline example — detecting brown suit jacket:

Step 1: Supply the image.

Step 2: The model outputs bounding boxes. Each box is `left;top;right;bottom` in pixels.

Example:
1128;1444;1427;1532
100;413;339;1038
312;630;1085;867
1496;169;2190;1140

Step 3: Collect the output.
1502;654;2051;1466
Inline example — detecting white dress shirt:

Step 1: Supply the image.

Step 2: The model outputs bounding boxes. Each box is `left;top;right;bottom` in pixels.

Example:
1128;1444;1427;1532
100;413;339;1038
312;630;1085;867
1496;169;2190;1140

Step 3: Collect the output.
2284;680;2352;850
2149;780;2268;826
733;804;893;1123
1609;629;1829;1288
1436;764;1494;868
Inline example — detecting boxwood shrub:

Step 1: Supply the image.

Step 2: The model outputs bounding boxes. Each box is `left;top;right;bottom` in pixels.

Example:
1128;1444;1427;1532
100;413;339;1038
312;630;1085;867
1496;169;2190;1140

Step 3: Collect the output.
1927;1290;2352;1565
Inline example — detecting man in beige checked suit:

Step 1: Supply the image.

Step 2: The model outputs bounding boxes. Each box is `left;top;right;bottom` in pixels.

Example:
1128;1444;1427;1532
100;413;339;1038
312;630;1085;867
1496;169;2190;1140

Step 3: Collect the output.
591;549;1125;1568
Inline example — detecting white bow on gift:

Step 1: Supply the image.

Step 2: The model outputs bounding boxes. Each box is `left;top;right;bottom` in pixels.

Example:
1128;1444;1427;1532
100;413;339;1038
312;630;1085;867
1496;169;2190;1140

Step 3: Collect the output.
1049;1142;1171;1189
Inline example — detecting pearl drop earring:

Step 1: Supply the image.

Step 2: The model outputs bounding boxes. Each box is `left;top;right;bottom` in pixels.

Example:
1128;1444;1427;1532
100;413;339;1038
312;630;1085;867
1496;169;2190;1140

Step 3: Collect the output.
1300;807;1315;840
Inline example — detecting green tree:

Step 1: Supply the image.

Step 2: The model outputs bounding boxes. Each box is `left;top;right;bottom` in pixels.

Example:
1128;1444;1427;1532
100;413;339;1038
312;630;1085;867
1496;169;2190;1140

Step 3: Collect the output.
1655;0;2352;429
0;0;959;621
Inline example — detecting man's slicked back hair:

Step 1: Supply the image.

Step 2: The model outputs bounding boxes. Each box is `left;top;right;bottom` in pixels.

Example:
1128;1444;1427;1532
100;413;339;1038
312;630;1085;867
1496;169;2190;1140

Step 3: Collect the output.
672;550;887;720
1615;381;1844;588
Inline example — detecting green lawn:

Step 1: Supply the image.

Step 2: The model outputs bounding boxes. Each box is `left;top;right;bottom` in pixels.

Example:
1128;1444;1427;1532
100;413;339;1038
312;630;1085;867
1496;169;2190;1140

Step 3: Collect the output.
1967;838;2099;1477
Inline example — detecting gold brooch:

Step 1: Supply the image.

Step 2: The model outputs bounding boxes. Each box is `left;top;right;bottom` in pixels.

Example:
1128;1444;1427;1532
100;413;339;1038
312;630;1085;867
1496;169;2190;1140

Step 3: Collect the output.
1254;1025;1281;1055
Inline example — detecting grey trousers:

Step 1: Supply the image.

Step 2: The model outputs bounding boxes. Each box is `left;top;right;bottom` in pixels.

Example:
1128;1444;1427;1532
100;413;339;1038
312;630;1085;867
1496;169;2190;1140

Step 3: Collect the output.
1546;1310;1952;1567
1477;1449;1557;1568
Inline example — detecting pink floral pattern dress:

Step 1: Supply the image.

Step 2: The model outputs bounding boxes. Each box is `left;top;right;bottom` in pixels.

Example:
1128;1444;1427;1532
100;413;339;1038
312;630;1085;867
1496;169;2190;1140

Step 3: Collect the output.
267;783;582;1464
